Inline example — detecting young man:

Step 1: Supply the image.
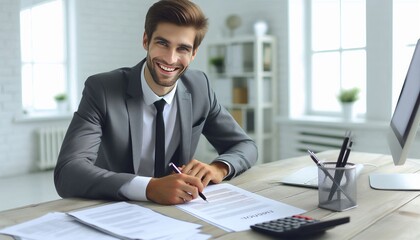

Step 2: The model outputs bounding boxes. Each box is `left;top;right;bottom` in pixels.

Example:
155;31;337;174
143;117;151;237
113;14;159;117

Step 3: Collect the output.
54;0;257;205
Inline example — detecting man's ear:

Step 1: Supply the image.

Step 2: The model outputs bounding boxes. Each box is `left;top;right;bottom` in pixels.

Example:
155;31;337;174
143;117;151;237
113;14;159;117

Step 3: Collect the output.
191;48;198;61
142;32;148;50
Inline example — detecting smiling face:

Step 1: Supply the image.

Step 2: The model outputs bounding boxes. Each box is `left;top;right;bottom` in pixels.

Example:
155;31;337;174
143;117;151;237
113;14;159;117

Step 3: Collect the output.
143;22;197;96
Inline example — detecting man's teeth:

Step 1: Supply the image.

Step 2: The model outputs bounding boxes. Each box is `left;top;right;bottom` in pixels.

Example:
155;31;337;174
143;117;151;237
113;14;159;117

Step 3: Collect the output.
159;64;175;72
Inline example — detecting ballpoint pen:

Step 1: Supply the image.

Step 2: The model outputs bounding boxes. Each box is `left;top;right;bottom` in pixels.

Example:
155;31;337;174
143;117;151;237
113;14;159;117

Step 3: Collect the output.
341;141;353;167
328;138;353;200
168;162;208;202
337;131;351;166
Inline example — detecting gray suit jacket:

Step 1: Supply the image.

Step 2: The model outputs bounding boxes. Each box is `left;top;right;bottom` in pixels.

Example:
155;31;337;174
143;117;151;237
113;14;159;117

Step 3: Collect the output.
54;59;257;200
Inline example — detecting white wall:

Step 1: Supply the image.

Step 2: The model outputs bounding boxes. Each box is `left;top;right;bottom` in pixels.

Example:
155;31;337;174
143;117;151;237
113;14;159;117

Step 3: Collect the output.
0;0;289;177
71;0;150;98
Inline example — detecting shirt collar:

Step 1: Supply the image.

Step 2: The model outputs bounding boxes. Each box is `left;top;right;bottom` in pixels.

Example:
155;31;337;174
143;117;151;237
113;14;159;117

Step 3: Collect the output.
141;62;178;106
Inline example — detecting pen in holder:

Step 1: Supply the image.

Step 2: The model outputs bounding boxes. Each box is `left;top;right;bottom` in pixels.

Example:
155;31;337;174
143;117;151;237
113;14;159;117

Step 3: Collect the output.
318;162;357;212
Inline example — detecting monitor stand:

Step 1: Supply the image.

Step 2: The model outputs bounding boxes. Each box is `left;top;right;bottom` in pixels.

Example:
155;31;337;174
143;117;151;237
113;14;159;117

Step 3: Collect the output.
369;173;420;190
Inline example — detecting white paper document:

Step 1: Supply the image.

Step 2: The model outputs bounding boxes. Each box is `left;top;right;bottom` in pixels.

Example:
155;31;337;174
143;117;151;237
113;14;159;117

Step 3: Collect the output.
68;202;205;240
0;212;119;240
176;183;306;232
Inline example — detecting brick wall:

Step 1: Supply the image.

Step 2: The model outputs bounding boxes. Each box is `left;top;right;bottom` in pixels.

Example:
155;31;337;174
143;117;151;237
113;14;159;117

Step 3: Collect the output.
73;0;148;94
0;0;32;176
0;0;147;177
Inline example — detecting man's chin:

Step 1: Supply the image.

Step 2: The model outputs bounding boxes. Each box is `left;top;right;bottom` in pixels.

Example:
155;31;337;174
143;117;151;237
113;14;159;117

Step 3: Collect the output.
155;77;178;88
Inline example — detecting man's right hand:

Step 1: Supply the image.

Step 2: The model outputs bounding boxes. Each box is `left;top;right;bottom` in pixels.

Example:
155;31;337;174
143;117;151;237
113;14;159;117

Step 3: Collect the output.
145;173;204;205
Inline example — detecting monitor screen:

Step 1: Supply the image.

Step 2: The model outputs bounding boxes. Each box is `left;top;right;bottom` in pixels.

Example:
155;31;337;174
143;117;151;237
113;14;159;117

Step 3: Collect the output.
388;39;420;166
369;39;420;191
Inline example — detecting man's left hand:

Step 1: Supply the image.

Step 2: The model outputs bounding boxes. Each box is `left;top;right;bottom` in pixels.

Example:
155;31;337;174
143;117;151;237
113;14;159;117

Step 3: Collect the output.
180;159;228;187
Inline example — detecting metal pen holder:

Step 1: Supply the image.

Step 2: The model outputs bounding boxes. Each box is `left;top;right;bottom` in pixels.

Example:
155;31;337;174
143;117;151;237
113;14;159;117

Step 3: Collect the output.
318;162;357;212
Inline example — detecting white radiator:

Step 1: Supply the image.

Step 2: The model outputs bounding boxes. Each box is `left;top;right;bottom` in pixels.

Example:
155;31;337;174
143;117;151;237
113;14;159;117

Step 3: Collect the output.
37;127;67;170
278;120;393;160
293;126;346;153
279;123;348;158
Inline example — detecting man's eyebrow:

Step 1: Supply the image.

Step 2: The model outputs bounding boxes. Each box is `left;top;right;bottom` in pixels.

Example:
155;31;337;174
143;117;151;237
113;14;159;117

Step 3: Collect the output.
154;36;169;43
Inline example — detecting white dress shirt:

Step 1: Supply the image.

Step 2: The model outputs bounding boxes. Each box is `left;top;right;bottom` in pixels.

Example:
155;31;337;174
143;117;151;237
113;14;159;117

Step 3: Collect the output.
120;63;179;201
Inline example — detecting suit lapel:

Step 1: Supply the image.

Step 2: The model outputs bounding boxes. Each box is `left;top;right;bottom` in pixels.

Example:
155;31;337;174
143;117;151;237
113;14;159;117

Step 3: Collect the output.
126;60;144;173
126;60;193;171
176;80;192;165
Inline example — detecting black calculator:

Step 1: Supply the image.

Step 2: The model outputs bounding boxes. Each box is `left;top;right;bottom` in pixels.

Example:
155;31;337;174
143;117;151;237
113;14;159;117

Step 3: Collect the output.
250;215;350;238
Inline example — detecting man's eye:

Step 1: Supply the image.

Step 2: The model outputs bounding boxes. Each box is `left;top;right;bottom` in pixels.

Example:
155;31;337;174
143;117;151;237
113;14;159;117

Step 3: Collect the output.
157;41;167;46
179;47;190;52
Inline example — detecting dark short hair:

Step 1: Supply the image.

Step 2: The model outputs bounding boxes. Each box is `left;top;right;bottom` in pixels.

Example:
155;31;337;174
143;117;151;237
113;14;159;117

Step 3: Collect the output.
145;0;208;51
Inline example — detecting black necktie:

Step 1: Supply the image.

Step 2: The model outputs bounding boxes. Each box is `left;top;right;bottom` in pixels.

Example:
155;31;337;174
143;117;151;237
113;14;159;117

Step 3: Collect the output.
154;99;166;177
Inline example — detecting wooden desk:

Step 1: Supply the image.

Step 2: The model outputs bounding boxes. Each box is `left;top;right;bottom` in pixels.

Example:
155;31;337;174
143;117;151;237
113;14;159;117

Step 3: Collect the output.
1;150;420;239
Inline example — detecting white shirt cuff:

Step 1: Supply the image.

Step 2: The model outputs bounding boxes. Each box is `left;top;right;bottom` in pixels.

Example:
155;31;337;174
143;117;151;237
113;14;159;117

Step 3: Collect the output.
213;160;233;180
119;176;152;201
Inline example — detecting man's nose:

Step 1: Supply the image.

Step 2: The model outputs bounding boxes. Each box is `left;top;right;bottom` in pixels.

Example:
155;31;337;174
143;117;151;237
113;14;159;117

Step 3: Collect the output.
165;48;178;64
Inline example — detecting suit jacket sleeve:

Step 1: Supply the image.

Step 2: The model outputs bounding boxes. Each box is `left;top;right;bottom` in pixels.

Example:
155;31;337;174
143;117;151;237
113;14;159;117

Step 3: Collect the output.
206;91;258;178
54;70;135;200
183;70;258;178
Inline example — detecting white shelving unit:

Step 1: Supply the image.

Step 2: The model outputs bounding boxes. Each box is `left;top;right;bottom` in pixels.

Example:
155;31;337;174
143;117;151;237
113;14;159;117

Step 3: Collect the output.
207;35;277;164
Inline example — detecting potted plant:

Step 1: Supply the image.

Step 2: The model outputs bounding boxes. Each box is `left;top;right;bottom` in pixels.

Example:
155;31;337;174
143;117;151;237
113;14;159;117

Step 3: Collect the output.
338;88;360;121
54;93;67;102
54;93;68;112
209;56;224;73
338;88;359;103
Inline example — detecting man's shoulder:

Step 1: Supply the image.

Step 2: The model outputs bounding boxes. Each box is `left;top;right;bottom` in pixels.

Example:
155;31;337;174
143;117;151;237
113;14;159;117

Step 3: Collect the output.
84;62;142;88
183;68;206;79
179;69;212;98
88;60;142;80
88;67;132;81
181;69;209;88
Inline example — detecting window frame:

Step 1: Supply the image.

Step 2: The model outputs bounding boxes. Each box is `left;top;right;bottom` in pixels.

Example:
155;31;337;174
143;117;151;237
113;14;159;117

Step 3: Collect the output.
305;0;367;117
288;0;394;122
20;0;69;116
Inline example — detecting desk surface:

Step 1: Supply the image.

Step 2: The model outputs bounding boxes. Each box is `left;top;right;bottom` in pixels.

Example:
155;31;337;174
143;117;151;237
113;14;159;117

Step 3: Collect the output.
1;150;420;239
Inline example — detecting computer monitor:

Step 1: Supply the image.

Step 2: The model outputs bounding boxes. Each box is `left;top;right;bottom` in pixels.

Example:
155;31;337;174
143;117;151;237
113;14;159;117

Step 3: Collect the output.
369;39;420;190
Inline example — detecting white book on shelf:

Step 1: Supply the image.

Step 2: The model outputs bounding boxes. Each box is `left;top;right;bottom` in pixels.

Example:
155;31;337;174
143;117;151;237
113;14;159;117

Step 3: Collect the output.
226;44;244;75
247;78;271;104
213;78;232;106
247;78;255;105
263;77;272;103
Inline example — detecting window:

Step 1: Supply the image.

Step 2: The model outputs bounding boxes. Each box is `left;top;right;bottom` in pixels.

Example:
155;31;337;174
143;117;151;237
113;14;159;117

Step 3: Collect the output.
309;0;366;116
291;0;419;122
20;0;67;114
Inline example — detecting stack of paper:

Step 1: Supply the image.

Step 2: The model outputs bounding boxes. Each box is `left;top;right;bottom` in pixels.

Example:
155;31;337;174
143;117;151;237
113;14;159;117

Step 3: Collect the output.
0;212;118;240
0;202;210;240
1;185;306;239
68;202;205;239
